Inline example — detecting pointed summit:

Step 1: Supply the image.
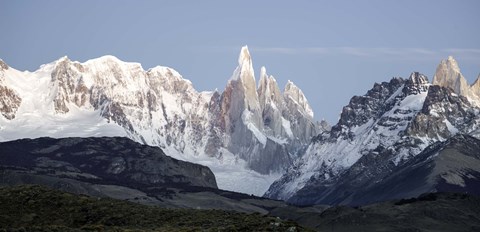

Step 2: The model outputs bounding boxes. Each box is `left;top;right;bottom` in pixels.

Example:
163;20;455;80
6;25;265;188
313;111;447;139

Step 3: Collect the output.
258;66;269;100
404;72;429;95
447;56;460;71
238;45;252;66
284;80;314;119
432;56;469;96
230;46;255;84
408;72;429;85
227;46;260;113
259;66;267;80
258;66;282;109
54;56;71;65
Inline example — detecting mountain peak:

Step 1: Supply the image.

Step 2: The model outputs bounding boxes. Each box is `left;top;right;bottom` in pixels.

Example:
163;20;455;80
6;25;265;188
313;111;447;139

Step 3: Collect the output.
258;66;268;88
238;45;251;66
405;72;429;94
433;56;469;96
260;66;267;79
284;80;314;119
284;80;298;92
0;50;319;195
56;56;71;64
258;66;277;86
445;56;460;71
258;66;282;108
408;72;429;85
86;55;122;64
447;55;456;62
230;46;255;83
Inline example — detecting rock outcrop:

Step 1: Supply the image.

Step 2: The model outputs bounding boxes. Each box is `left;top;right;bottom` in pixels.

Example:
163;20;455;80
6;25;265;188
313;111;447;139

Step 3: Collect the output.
0;62;21;120
217;47;319;173
432;56;470;96
432;56;480;103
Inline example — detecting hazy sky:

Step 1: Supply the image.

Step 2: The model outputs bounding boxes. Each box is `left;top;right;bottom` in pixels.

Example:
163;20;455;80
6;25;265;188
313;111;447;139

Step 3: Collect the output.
1;0;479;123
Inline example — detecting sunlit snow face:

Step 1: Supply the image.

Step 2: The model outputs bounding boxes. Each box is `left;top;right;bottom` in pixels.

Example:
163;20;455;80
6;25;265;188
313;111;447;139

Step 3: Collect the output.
0;47;320;197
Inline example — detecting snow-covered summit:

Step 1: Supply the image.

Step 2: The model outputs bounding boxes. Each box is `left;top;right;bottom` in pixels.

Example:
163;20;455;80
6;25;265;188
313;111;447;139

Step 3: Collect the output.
238;45;252;66
231;45;255;82
0;47;319;196
284;80;314;119
266;58;480;205
84;55;132;65
258;66;282;108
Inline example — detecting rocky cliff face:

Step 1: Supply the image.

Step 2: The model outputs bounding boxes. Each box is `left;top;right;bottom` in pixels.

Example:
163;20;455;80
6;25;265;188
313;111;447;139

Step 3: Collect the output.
219;47;285;173
432;56;471;96
265;57;480;205
433;56;480;102
256;68;318;150
0;60;21;120
0;47;320;194
216;48;319;173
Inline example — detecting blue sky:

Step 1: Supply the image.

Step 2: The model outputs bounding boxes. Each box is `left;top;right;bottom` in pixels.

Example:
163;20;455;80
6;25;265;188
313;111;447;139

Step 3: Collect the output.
1;0;479;123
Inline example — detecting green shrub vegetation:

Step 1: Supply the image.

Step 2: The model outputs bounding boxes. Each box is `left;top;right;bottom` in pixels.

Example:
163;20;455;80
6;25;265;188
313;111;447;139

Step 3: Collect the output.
0;185;310;232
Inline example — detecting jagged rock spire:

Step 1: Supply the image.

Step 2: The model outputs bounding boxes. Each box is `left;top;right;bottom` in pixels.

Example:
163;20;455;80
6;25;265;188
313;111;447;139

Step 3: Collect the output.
432;56;470;96
284;80;314;119
257;66;283;109
404;72;429;95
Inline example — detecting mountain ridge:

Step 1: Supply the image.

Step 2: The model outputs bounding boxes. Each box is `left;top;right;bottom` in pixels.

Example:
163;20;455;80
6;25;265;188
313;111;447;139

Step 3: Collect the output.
0;46;321;196
265;57;480;205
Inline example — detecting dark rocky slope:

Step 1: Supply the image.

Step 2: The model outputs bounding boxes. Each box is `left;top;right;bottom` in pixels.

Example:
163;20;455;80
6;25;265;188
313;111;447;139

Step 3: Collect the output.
282;192;480;232
288;134;480;206
0;136;217;190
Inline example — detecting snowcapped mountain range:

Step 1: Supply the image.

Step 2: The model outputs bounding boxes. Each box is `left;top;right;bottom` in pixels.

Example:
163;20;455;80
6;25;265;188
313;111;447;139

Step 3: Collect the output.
265;56;480;205
2;47;479;203
0;46;321;196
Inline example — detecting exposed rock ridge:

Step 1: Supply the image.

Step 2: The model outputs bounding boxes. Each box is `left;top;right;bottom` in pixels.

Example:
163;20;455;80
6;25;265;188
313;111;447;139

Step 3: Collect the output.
266;59;480;205
219;46;319;173
0;46;320;180
0;62;21;120
433;56;480;102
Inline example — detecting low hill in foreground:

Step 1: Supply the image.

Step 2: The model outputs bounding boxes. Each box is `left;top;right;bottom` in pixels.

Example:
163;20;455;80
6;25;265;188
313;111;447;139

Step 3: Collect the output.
2;185;480;231
0;185;308;231
273;192;480;232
